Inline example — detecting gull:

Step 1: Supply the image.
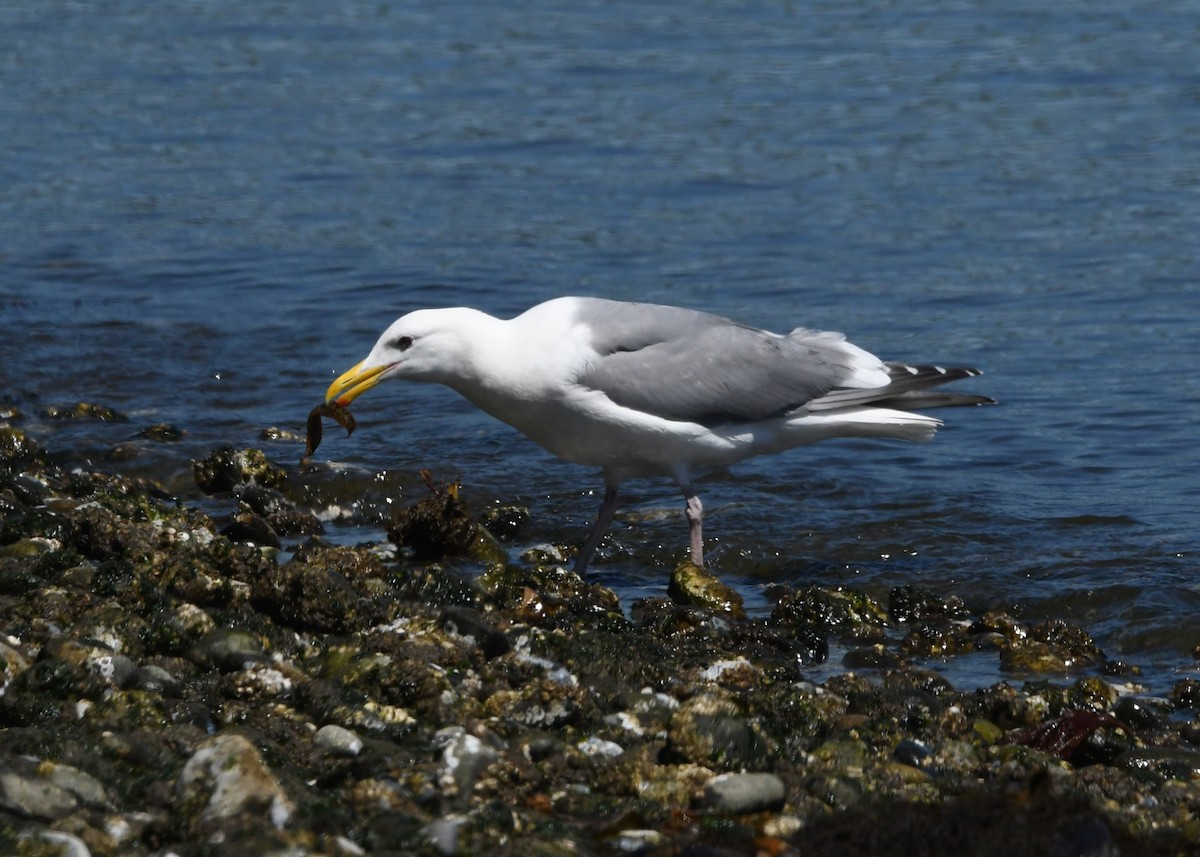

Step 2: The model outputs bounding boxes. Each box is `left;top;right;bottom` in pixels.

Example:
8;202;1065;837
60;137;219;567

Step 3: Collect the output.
323;296;991;574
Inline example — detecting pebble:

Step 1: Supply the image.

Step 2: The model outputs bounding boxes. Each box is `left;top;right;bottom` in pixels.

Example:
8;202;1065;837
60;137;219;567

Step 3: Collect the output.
578;736;625;757
315;724;364;757
190;628;268;671
665;692;774;771
702;772;787;814
176;733;293;835
436;727;500;800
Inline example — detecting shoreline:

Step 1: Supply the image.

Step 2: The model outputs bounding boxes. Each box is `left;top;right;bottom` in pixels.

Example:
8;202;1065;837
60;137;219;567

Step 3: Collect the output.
1;423;1198;855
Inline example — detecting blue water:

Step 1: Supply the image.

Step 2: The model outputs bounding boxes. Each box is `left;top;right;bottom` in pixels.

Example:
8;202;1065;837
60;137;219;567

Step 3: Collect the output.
2;1;1198;691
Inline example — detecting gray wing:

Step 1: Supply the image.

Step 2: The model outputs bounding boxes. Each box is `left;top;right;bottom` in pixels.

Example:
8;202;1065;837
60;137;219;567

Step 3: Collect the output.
572;299;871;424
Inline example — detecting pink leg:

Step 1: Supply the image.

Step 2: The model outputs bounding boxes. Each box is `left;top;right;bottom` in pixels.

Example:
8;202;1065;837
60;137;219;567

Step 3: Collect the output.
683;490;704;567
574;486;620;576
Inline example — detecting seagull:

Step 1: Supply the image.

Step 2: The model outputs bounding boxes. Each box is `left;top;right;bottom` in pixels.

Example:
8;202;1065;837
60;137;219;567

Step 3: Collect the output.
323;296;991;574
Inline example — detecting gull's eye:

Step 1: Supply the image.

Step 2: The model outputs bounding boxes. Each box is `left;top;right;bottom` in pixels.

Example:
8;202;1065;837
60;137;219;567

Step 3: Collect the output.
393;335;414;351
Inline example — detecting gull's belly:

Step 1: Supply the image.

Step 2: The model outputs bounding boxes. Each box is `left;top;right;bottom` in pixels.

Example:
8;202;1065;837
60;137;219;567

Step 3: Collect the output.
473;391;774;475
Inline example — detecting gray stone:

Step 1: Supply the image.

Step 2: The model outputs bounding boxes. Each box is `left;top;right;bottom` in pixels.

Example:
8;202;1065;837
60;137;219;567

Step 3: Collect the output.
315;724;364;757
436;727;499;801
176;733;293;834
191;628;267;671
0;771;78;820
702;772;787;814
665;692;774;771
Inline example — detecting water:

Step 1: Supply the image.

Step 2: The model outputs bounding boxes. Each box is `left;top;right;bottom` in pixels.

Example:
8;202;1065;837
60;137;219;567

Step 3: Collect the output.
2;0;1197;692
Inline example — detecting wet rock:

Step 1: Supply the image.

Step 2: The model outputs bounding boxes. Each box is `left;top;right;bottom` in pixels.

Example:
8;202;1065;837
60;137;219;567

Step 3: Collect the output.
315;724;364;757
664;692;774;771
577;736;624;758
439;606;511;658
1113;746;1200;779
898;623;975;658
888;585;968;623
892;737;934;768
1108;696;1166;729
486;679;586;729
1068;676;1118;711
436;726;500;802
842;643;905;670
252;558;369;634
477;563;622;627
668;561;746;619
8;424;1200;855
42;402;127;422
139;422;186;441
1000;640;1082;674
22;829;93;856
221;663;298;702
176;733;294;836
698;656;761;688
42;638;137;691
236;483;322;537
701;772;787;814
387;476;506;564
219;511;281;549
190;628;268;671
1170;678;1200;710
968;611;1027;642
479;504;530;541
0;757;109;820
132;663;183;696
297;678;416;737
770;585;887;636
192;446;288;494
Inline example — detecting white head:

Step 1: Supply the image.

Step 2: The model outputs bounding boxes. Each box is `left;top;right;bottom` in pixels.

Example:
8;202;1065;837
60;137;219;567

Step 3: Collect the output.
324;307;490;406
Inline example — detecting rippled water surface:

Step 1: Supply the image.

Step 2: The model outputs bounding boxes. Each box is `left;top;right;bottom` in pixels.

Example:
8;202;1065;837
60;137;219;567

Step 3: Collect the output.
3;1;1197;690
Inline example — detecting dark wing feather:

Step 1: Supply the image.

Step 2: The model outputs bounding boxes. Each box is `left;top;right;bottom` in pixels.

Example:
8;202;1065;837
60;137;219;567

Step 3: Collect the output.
806;363;993;411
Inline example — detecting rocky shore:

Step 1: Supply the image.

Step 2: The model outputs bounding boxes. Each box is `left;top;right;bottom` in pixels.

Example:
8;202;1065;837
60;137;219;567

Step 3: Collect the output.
2;417;1199;856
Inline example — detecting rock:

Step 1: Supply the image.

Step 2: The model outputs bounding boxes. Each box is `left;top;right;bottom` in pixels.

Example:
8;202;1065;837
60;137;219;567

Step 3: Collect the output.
190;628;268;671
1112;696;1169;730
132;664;183;697
479;504;530;541
424;814;469;856
668;561;746;619
42;402;126;422
192;447;288;494
665;692;774;771
888;585;969;623
1170;678;1200;710
252;559;369;634
436;727;500;802
176;733;293;836
42;638;137;691
219;511;281;549
439;606;511;658
221;663;298;702
0;758;109;820
770;585;887;635
577;736;624;758
1113;747;1200;779
315;724;364;757
0;771;78;820
702;772;787;814
387;478;507;564
22;829;92;857
139;422;186;441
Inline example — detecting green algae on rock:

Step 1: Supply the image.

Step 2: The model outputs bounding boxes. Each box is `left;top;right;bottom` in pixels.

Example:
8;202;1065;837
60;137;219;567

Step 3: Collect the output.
2;426;1200;855
667;560;746;619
